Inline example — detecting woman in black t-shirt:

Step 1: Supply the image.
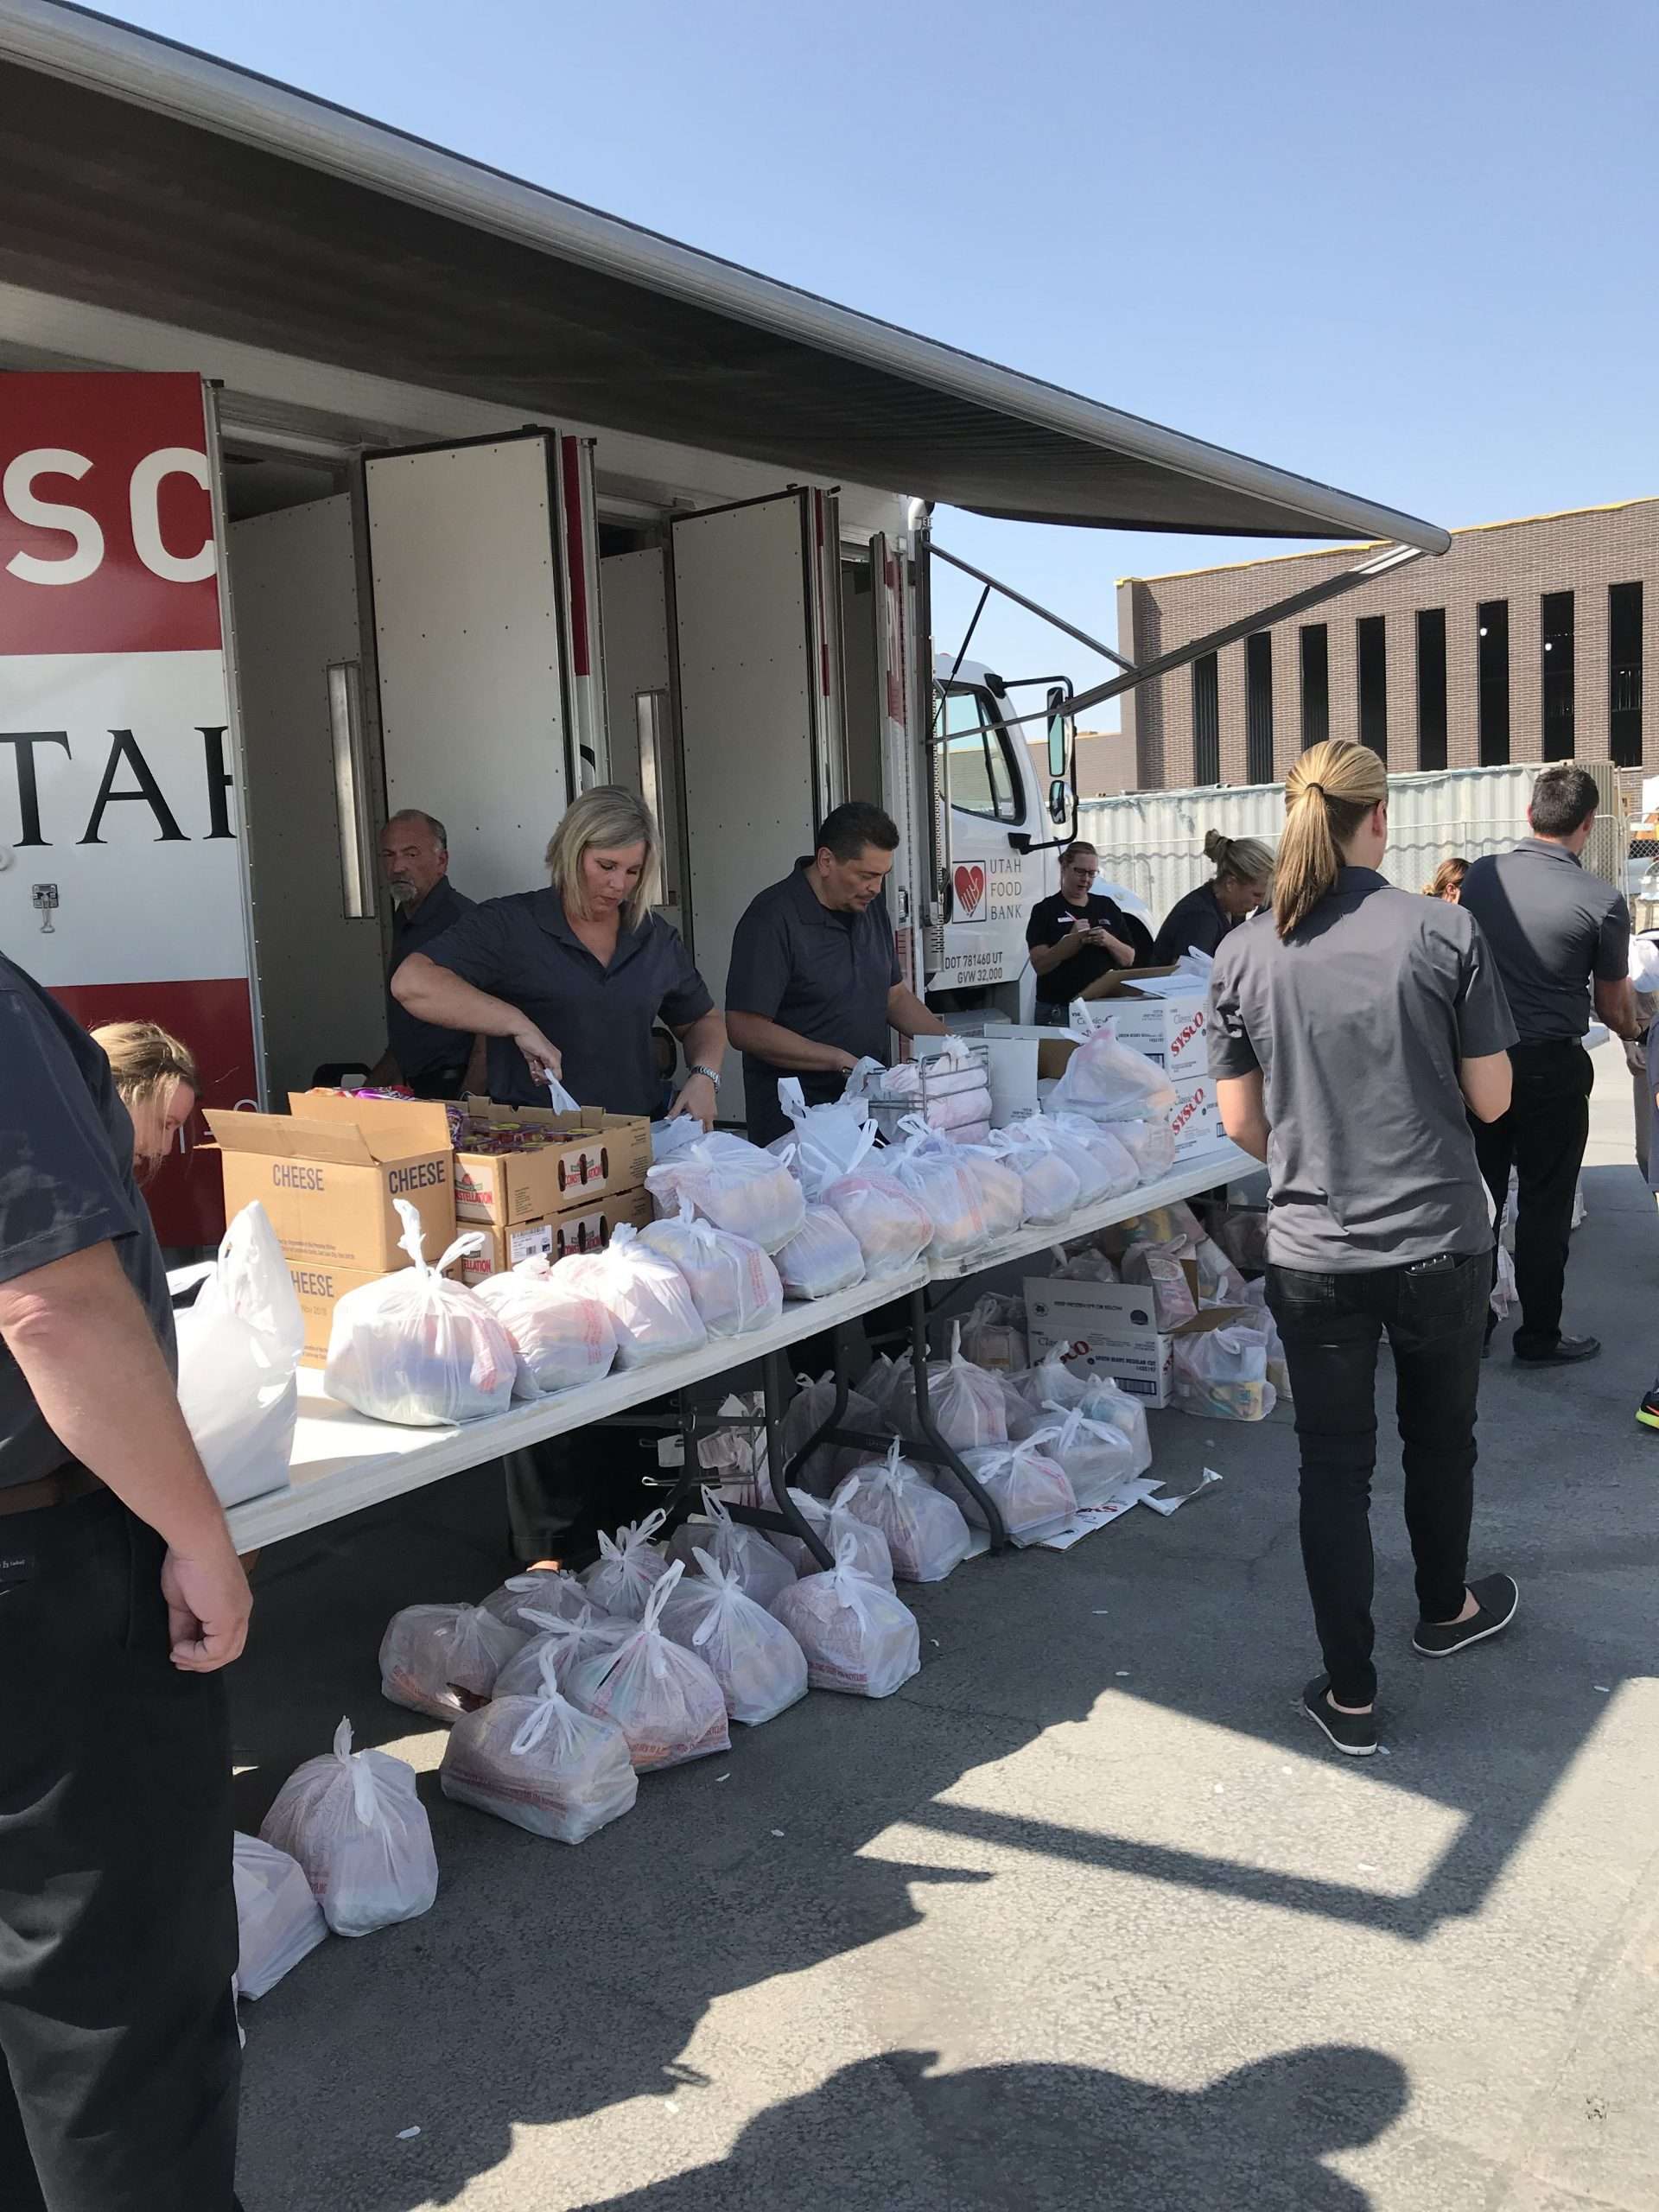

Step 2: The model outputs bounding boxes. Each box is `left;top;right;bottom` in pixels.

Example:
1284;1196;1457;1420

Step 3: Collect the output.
1026;841;1153;1022
1151;830;1274;965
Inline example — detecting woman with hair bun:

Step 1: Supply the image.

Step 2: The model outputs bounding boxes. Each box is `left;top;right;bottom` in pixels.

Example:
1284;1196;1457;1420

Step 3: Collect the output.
1151;830;1274;964
1205;740;1520;1758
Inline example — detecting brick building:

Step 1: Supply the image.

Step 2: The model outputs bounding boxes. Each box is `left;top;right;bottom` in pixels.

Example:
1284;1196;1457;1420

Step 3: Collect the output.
1116;498;1656;791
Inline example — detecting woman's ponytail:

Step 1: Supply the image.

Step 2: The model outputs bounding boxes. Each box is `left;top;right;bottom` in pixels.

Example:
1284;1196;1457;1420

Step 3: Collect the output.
1273;740;1388;940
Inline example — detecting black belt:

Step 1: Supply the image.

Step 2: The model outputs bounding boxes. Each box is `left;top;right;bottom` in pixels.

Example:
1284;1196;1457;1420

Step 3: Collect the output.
0;1464;103;1517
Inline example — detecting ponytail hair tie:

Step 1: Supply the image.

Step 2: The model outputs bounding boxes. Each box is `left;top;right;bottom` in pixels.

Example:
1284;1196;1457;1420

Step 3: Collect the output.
1304;781;1325;799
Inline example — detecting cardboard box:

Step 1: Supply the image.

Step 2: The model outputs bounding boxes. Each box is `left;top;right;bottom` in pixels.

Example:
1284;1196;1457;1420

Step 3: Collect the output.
286;1253;467;1369
1084;987;1209;1078
1025;1273;1250;1408
1169;1077;1224;1161
208;1098;454;1273
451;1097;651;1226
453;1185;654;1287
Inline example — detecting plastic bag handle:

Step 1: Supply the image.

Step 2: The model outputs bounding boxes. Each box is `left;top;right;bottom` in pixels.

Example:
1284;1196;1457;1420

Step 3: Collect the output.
543;1072;582;1115
778;1076;806;1123
827;1529;879;1626
331;1715;380;1827
639;1557;684;1634
508;1646;575;1756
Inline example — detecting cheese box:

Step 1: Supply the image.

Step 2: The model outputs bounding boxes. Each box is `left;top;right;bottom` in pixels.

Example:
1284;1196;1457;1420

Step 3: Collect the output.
1026;1274;1250;1409
208;1098;454;1273
286;1253;464;1369
452;1097;651;1226
453;1186;654;1288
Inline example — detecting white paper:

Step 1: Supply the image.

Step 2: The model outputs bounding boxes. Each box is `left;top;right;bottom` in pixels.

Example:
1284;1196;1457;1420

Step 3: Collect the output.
1039;1468;1220;1548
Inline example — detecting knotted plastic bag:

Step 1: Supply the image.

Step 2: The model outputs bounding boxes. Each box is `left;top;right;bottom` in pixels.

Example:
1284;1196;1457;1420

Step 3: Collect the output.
324;1201;518;1426
558;1225;707;1368
472;1262;617;1394
175;1200;303;1507
657;1548;809;1726
1016;1344;1094;1416
1038;1401;1142;1508
884;1123;988;1262
640;1199;784;1338
1050;1014;1178;1123
563;1563;731;1770
492;1604;633;1700
1173;1323;1275;1421
580;1508;671;1619
777;1368;887;1496
480;1567;598;1636
823;1166;933;1280
645;1131;806;1254
959;1290;1028;1372
665;1487;797;1610
985;1123;1083;1226
770;1532;921;1698
378;1601;524;1722
259;1719;438;1939
838;1439;972;1584
1046;1113;1142;1203
441;1647;639;1843
767;1476;896;1586
775;1205;867;1300
232;1832;327;1999
770;1078;880;1199
925;1323;1008;1452
953;1433;1078;1544
1072;1378;1153;1477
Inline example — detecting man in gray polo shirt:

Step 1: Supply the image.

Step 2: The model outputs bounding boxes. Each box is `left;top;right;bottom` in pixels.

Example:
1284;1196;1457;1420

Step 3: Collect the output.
1459;766;1637;1364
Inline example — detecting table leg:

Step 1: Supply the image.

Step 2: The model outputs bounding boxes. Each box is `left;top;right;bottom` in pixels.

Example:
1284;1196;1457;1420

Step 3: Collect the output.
760;1349;834;1569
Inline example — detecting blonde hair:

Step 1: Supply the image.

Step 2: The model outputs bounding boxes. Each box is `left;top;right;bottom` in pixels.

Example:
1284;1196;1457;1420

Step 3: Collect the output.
92;1020;199;1179
1274;741;1388;940
1203;830;1275;888
1424;856;1468;902
544;785;660;931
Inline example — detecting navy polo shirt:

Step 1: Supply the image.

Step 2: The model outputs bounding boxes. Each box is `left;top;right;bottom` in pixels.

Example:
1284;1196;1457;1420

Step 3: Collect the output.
386;876;475;1091
726;859;902;1146
1152;880;1239;966
421;887;714;1115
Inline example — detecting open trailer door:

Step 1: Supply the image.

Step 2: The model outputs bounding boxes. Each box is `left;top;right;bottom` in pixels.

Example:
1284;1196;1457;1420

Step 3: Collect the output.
365;429;577;902
0;369;257;1245
670;487;844;1000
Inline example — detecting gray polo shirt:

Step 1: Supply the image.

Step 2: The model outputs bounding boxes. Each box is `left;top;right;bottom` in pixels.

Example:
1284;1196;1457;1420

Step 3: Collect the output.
0;952;175;1488
1207;869;1517;1273
1458;838;1630;1045
422;887;714;1115
726;859;902;1146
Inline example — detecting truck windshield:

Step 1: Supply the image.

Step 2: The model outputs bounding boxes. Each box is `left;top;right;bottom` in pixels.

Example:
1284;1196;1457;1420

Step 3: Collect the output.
938;688;1024;824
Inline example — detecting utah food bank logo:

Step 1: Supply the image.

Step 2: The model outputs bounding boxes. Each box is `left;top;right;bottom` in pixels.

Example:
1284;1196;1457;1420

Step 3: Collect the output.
953;861;987;918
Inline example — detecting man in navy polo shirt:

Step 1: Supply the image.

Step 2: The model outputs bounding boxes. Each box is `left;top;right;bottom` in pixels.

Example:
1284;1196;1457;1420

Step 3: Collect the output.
726;802;945;1146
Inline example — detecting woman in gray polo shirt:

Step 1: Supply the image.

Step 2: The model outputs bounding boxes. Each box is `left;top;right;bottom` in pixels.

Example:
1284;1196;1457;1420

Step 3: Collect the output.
1207;739;1521;1757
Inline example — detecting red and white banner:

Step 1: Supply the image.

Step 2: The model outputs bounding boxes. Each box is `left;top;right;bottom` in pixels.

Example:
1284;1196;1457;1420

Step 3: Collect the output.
1;372;255;1244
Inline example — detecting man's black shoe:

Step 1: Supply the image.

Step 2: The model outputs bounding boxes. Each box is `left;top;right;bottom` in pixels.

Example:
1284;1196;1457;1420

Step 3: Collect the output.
1300;1675;1378;1757
1514;1333;1599;1366
1413;1573;1519;1657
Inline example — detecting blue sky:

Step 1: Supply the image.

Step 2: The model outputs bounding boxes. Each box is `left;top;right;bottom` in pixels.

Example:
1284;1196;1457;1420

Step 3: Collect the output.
108;0;1659;722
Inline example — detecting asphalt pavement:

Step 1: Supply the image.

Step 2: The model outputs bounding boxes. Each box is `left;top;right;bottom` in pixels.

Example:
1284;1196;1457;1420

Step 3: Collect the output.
229;1048;1659;2212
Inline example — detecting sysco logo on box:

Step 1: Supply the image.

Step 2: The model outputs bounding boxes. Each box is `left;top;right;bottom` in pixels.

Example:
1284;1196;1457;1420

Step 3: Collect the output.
271;1162;324;1192
388;1159;448;1196
1170;1086;1210;1135
1171;1012;1206;1055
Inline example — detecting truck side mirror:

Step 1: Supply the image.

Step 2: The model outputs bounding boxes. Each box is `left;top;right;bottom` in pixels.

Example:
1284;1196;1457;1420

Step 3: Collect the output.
1046;684;1071;779
1048;776;1070;826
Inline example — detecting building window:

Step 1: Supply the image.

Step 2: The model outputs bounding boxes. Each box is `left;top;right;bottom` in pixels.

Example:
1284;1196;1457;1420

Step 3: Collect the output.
1356;615;1387;761
1416;608;1447;771
1611;581;1643;767
1300;624;1329;750
1541;590;1575;760
1192;652;1220;784
1478;601;1510;766
1245;632;1274;782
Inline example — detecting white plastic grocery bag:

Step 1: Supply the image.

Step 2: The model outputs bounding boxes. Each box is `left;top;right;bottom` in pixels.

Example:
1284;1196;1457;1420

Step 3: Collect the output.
885;1124;988;1262
232;1832;328;1999
558;1225;708;1368
378;1602;524;1722
822;1166;932;1279
640;1201;784;1338
1072;1378;1153;1477
1115;1116;1177;1181
666;1487;798;1609
927;1324;1007;1452
657;1548;809;1725
775;1205;867;1300
1046;1113;1142;1203
492;1604;633;1699
259;1719;439;1939
840;1440;972;1583
1050;1014;1178;1123
175;1202;304;1507
1039;1401;1142;1506
953;1434;1077;1544
778;1370;888;1493
472;1262;617;1394
580;1507;671;1619
771;1533;920;1697
645;1131;806;1254
767;1478;895;1586
958;1290;1029;1372
564;1564;731;1770
1016;1345;1093;1416
441;1649;639;1843
772;1079;879;1198
1173;1324;1275;1421
480;1568;597;1635
936;1134;1023;1242
324;1201;518;1426
985;1124;1082;1226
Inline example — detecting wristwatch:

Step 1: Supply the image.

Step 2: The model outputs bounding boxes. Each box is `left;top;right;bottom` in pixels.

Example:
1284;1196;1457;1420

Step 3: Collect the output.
688;1063;721;1090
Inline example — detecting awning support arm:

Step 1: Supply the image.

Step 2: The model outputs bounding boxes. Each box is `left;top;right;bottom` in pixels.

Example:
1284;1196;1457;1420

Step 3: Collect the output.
944;582;991;690
931;542;1137;674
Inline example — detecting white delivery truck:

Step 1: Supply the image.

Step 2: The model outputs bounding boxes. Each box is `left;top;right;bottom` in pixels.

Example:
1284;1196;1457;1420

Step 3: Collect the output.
0;2;1448;1248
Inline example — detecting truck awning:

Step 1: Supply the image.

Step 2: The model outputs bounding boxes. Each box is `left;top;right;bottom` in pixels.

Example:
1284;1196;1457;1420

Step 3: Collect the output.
0;3;1449;551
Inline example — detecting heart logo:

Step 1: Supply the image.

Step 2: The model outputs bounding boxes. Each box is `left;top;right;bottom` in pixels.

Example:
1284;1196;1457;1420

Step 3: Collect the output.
953;862;986;918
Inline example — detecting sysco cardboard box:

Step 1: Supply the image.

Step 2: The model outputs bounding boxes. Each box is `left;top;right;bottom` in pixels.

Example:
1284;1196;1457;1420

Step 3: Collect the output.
208;1096;454;1273
1025;1269;1250;1408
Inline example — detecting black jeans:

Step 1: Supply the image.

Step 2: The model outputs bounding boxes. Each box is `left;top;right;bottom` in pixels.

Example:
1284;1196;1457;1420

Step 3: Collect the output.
1471;1039;1594;1355
1267;1253;1489;1707
0;1491;241;2212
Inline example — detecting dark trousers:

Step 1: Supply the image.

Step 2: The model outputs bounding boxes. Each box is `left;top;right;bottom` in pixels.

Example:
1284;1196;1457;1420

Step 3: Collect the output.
0;1491;241;2212
1471;1039;1594;1354
1267;1254;1488;1707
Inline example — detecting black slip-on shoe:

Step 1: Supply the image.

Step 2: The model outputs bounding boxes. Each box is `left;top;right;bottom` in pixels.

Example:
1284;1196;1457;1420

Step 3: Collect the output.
1637;1386;1659;1432
1413;1573;1519;1657
1301;1675;1378;1758
1514;1333;1600;1366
